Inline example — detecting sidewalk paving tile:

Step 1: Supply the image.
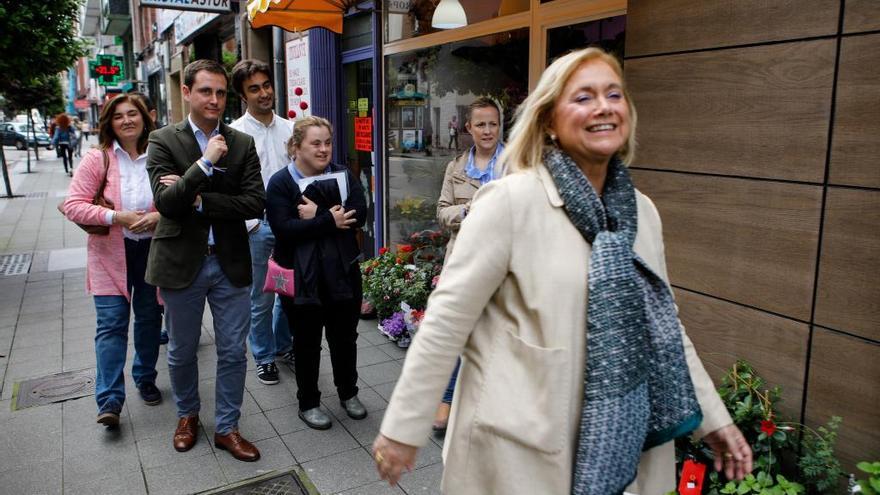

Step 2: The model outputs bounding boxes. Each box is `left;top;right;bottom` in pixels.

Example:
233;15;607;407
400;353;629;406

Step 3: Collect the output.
64;468;148;495
282;425;360;463
216;436;296;484
0;459;62;495
398;462;444;495
144;452;227;495
301;447;380;494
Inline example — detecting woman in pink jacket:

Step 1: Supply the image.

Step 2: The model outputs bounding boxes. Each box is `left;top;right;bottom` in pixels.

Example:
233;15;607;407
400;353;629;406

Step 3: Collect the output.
63;94;161;428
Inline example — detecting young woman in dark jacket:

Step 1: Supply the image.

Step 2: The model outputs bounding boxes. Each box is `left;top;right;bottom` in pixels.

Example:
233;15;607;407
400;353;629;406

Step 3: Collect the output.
266;116;368;430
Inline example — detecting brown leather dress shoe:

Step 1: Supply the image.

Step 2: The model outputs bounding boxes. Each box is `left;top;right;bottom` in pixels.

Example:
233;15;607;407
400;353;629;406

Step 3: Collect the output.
214;430;261;462
173;415;200;452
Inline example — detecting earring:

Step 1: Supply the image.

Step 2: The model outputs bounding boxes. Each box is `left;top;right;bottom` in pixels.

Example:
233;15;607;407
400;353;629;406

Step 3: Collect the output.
549;133;557;143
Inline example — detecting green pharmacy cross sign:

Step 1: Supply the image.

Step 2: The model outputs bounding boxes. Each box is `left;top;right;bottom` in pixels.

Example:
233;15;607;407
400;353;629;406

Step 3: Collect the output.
89;55;125;86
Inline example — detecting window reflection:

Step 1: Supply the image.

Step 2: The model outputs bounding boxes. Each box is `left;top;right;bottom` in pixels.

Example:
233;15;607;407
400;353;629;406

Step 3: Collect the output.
385;0;529;43
384;29;529;244
546;15;626;65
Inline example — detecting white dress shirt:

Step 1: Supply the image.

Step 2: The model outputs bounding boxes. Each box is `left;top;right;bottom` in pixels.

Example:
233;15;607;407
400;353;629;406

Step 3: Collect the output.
230;111;293;231
188;114;220;245
109;140;153;241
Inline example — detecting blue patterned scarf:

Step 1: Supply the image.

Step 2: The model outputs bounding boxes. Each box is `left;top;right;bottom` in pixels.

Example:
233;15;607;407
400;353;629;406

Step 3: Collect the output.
544;148;702;495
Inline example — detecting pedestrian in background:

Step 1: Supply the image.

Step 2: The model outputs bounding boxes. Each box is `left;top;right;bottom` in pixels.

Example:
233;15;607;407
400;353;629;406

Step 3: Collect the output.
432;96;505;435
52;113;78;176
373;47;752;494
230;59;294;386
265;116;368;430
62;94;162;428
145;59;265;463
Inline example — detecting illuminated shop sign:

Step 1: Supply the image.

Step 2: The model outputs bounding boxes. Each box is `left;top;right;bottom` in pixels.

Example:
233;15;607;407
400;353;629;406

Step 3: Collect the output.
89;55;125;86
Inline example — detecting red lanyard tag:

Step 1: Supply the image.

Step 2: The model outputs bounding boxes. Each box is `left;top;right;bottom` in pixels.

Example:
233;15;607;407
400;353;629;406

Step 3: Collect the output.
678;459;706;495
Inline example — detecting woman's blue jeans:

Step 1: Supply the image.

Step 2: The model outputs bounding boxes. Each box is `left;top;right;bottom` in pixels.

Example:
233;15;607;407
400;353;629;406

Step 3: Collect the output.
442;358;461;404
93;238;162;413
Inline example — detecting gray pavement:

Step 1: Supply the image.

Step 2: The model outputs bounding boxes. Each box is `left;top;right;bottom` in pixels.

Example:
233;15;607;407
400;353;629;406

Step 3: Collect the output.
0;147;444;494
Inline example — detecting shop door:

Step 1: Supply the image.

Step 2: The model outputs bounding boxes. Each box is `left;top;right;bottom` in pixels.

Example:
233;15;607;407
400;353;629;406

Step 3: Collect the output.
343;58;376;257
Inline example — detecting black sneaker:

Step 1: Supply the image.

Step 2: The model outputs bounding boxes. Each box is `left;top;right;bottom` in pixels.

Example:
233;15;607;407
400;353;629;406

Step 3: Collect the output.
256;362;280;385
138;382;162;406
276;350;295;368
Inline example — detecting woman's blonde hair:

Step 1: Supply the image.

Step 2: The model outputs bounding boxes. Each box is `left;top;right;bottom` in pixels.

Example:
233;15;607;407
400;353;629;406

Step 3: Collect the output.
499;47;637;172
287;116;333;158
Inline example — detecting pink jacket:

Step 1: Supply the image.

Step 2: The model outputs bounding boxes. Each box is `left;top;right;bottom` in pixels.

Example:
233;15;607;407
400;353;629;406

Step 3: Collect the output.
63;147;156;300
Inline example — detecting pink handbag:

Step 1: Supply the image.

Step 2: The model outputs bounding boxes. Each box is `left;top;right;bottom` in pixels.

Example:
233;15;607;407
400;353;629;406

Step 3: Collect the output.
263;255;295;298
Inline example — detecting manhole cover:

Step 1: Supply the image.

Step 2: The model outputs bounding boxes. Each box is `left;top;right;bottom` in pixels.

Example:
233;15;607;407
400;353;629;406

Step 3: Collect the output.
0;253;32;276
201;471;313;495
13;369;96;410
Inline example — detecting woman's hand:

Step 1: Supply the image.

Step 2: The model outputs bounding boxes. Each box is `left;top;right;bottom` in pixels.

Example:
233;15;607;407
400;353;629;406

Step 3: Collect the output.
129;212;160;233
703;424;753;481
372;434;417;487
113;210;145;229
298;196;318;220
331;205;357;229
159;174;181;187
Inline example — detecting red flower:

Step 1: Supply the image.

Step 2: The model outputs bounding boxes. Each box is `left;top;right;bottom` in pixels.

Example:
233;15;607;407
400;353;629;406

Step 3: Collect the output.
379;247;389;255
300;101;309;110
395;258;403;264
287;109;296;119
760;420;777;437
399;244;414;253
294;87;303;96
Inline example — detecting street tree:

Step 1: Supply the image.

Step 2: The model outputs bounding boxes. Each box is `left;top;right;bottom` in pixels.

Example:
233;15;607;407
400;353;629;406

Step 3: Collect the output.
0;0;88;197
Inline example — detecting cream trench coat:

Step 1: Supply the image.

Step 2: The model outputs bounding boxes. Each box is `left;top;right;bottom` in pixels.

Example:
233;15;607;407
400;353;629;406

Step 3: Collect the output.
380;163;732;494
436;151;506;256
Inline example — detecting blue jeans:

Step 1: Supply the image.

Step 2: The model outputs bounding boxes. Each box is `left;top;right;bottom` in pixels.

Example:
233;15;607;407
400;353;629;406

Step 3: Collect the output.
248;220;292;364
94;238;162;413
161;255;251;435
442;358;461;404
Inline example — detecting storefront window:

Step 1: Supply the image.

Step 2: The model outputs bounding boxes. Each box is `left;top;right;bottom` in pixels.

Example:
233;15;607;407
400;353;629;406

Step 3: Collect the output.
546;14;626;64
385;0;529;43
384;28;529;245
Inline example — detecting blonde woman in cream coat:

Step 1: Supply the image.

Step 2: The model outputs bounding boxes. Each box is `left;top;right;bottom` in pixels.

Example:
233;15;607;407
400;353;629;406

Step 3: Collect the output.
372;47;752;495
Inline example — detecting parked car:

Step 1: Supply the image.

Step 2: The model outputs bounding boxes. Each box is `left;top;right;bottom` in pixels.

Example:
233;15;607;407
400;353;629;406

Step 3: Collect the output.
1;122;52;150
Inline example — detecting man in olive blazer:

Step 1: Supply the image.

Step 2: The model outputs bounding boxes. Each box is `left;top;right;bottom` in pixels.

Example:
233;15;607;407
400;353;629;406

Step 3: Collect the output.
146;59;265;462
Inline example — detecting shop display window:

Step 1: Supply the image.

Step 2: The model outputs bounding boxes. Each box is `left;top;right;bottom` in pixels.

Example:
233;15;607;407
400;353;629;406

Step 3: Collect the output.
385;0;529;43
384;28;528;244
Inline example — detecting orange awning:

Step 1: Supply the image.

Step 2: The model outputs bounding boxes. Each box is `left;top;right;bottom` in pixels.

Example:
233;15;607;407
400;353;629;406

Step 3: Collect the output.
246;0;360;34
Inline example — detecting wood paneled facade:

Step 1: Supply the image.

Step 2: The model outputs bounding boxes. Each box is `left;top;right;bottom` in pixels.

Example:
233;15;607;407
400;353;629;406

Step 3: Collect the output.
625;0;879;468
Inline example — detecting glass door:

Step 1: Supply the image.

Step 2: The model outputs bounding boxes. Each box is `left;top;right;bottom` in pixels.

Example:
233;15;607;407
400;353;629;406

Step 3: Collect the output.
344;58;376;257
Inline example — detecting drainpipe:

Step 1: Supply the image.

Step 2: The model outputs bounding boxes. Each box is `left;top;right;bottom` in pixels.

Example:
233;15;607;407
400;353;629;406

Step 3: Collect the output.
273;27;286;115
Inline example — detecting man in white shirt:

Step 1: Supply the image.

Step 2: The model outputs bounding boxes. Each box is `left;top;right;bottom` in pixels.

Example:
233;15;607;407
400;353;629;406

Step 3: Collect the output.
230;59;294;386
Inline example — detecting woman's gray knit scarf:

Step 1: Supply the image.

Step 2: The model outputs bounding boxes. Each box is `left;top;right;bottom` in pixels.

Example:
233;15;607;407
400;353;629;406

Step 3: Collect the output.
544;148;703;495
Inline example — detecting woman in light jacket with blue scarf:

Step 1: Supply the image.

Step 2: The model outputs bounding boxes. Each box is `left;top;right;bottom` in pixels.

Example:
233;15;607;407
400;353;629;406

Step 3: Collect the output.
373;48;752;494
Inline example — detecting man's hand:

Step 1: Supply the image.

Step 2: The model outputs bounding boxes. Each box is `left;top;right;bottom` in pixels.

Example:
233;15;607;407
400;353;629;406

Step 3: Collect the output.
159;174;181;187
204;134;227;164
298;196;318;220
129;212;160;233
113;210;145;228
331;205;357;229
372;434;417;487
193;195;202;209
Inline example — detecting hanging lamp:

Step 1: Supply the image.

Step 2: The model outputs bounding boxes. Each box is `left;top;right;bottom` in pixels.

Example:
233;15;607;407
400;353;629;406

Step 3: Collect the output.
431;0;467;30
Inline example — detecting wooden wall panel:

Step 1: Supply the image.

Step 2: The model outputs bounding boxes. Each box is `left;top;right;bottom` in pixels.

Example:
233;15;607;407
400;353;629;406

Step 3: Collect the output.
814;188;880;340
844;0;880;33
626;41;835;183
625;0;839;57
804;328;880;468
632;170;822;320
829;34;880;189
676;289;809;417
